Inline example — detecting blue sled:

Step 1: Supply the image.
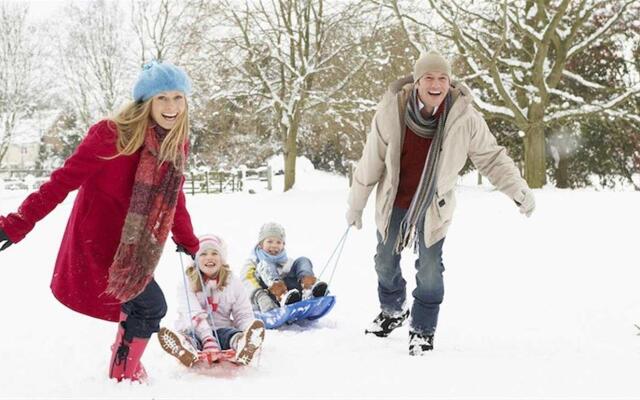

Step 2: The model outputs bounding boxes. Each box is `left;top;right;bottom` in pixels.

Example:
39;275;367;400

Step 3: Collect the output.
255;295;336;329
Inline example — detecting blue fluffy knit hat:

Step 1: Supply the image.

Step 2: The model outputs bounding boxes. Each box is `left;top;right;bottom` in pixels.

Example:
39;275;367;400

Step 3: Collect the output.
132;60;192;103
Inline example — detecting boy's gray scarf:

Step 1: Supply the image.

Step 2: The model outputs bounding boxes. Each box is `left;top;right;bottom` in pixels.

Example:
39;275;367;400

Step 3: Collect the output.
396;89;453;253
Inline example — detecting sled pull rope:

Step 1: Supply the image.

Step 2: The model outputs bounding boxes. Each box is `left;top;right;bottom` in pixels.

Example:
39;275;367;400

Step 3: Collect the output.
178;253;199;346
318;226;351;286
194;266;223;348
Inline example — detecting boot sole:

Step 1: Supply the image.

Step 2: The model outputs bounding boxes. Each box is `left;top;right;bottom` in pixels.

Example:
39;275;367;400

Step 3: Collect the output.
282;289;302;306
365;329;391;337
157;327;199;367
235;320;265;365
409;346;434;356
364;310;409;337
312;282;329;297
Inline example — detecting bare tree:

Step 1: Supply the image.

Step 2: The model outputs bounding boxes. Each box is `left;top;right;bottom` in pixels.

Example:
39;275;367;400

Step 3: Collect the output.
382;0;640;188
57;0;134;130
0;2;39;168
130;0;204;66
303;21;413;174
212;0;378;191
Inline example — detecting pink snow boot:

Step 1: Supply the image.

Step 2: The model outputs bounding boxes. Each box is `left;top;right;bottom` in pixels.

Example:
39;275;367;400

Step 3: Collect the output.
109;313;149;383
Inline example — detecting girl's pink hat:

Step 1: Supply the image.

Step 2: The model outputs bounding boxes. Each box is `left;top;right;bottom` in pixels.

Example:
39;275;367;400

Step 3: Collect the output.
196;234;228;265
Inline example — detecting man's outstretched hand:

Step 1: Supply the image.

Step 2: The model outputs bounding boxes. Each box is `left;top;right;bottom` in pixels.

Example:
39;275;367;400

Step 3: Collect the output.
514;188;535;218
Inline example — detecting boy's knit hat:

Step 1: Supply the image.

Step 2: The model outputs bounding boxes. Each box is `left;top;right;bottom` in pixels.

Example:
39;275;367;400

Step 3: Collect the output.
132;60;192;102
258;222;286;244
413;50;452;82
195;234;228;265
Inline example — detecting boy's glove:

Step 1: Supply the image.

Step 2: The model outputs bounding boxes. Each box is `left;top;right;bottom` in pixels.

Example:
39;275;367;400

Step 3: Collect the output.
0;228;13;251
268;281;287;299
514;188;535;217
300;275;317;289
345;209;363;229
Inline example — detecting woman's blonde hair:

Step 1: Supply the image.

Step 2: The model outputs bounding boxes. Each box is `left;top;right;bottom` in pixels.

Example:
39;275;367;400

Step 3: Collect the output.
185;263;231;293
108;98;190;167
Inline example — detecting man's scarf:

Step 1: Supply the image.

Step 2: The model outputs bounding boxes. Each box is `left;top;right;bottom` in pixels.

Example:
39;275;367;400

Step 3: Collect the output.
106;125;184;302
395;89;453;252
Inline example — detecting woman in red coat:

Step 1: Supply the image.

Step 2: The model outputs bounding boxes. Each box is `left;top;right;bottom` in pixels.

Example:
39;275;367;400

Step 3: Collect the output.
0;60;199;382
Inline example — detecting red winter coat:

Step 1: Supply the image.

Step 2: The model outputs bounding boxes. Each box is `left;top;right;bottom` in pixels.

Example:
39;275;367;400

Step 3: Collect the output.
0;120;199;322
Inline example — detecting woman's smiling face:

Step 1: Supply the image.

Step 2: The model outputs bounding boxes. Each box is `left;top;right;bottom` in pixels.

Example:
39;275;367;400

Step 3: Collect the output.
150;91;186;129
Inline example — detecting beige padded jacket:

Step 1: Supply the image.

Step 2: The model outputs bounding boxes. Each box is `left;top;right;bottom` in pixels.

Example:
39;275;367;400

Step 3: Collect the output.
347;76;528;246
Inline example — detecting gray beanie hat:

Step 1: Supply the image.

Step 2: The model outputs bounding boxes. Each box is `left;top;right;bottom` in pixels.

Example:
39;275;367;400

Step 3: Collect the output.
413;50;452;82
258;222;286;243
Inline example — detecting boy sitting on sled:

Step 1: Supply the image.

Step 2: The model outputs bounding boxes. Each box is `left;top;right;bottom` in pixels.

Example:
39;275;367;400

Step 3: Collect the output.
158;234;265;367
241;222;329;313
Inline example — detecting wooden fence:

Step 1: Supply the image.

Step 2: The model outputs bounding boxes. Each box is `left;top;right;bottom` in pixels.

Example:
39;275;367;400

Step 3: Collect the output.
0;166;273;194
183;166;272;195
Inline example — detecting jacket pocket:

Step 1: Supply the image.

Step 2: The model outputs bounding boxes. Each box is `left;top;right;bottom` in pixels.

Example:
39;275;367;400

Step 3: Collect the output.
434;190;456;226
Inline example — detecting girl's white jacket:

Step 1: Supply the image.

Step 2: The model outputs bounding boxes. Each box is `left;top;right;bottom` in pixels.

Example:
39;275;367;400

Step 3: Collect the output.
175;272;255;342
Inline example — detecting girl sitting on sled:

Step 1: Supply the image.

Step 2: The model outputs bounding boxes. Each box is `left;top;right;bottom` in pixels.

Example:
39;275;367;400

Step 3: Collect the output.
158;234;265;367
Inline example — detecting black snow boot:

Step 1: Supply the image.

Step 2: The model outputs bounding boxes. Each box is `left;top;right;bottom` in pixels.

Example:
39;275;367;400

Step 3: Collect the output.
364;309;409;337
408;330;434;355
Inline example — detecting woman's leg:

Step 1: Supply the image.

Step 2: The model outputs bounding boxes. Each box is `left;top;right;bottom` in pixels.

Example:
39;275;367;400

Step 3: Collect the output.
110;279;167;381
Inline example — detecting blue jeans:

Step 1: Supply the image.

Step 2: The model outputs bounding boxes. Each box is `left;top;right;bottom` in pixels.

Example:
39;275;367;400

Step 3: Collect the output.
188;327;242;351
121;279;168;340
213;328;242;350
257;257;315;290
283;257;315;290
375;207;445;335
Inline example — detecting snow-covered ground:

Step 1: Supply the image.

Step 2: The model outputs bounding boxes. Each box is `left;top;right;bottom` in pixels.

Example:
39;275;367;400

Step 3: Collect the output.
1;166;639;399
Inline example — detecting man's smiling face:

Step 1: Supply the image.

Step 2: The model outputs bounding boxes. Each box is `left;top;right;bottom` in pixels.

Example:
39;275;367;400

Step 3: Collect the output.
416;72;450;113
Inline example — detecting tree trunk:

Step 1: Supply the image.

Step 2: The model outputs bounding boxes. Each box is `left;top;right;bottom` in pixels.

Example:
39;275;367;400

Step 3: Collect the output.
554;153;570;188
283;124;298;191
524;124;546;188
283;103;306;191
0;142;9;169
283;147;296;191
0;115;17;169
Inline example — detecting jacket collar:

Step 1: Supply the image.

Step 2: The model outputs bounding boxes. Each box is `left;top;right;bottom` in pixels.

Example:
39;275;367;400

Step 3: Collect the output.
388;74;474;131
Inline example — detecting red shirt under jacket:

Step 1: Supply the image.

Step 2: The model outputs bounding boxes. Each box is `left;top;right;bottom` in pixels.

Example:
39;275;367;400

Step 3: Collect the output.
393;126;433;209
394;99;446;209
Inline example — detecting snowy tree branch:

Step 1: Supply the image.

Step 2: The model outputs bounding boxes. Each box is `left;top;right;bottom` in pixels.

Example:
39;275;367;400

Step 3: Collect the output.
544;84;640;123
567;0;636;59
561;69;606;90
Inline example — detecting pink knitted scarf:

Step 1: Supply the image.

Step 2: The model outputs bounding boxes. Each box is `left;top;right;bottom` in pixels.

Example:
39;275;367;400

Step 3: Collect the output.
106;126;184;302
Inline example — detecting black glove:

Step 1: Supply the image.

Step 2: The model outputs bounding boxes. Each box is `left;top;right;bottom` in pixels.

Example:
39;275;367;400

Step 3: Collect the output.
0;228;13;251
175;243;195;260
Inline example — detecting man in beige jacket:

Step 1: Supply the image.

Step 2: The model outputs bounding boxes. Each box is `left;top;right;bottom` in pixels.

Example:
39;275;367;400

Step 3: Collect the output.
346;50;535;355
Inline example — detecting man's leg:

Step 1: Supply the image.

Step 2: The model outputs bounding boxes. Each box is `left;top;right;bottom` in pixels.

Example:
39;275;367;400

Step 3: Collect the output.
410;235;445;335
365;207;410;337
374;207;407;313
